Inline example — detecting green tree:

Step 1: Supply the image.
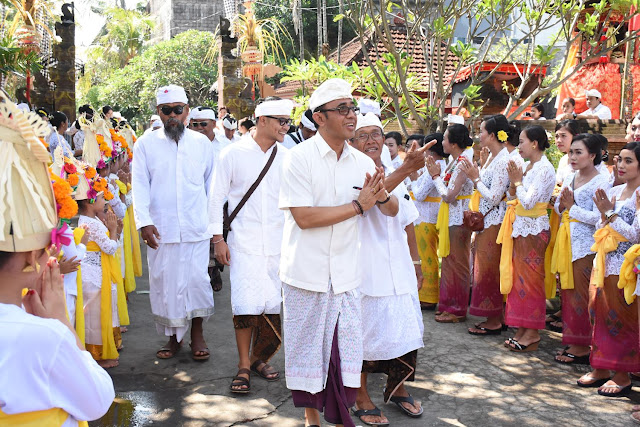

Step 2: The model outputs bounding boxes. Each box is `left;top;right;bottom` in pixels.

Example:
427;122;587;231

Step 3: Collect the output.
83;30;217;128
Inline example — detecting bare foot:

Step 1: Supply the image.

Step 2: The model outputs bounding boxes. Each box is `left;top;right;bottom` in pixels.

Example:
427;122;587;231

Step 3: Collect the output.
98;358;119;369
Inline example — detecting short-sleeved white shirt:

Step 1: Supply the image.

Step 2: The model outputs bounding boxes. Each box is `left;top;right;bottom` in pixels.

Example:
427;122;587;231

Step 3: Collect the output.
582;103;612;120
278;133;376;294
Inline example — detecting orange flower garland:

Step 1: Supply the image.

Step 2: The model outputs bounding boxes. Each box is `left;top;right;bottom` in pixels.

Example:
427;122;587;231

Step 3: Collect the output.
85;167;97;179
66;173;79;187
50;171;78;220
96;133;111;158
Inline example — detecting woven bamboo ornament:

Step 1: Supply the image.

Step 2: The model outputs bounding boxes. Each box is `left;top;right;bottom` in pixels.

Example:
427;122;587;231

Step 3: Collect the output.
0;97;57;252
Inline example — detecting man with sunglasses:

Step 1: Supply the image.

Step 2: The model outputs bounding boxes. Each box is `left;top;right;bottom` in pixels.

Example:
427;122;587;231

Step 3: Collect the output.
189;106;229;292
132;85;215;362
208;97;293;394
278;78;394;427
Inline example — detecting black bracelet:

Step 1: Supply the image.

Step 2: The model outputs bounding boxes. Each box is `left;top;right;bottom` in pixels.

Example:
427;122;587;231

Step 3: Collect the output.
377;193;391;204
353;199;364;215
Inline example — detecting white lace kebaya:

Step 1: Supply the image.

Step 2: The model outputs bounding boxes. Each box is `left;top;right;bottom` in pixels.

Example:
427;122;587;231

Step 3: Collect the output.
511;156;556;238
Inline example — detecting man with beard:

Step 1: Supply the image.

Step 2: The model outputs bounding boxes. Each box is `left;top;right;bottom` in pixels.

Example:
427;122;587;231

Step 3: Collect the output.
189;106;229;292
132;85;215;361
209;97;293;393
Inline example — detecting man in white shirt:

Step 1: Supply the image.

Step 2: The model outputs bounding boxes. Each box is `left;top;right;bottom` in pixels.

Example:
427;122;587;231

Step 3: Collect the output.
358;98;394;168
209;97;293;394
189;106;229;292
132;85;215;362
279;78;394;427
576;89;612;120
281;109;317;149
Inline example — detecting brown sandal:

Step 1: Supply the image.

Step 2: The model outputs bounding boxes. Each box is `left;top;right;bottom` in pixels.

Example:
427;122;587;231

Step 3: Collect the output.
230;368;251;394
190;343;210;361
156;342;181;359
250;359;280;381
435;312;466;323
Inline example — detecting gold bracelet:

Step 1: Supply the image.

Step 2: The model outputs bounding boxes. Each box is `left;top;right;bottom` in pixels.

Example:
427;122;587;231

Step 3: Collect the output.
213;237;224;244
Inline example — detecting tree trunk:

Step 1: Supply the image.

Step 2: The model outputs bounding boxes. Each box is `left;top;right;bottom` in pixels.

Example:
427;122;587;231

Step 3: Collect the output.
337;0;343;63
317;0;322;57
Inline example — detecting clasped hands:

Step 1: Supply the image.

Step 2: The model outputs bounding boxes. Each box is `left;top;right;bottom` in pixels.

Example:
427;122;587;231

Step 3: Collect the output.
357;166;389;211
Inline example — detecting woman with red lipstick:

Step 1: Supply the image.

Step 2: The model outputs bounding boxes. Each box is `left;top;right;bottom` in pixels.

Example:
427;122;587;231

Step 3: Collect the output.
552;134;611;365
555;120;579;185
425;124;474;323
577;142;640;397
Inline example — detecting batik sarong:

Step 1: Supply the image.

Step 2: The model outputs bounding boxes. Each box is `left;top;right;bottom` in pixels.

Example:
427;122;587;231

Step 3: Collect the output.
469;224;502;318
363;350;418;403
438;226;472;317
561;254;594;346
589;275;640;372
505;231;549;329
233;314;282;363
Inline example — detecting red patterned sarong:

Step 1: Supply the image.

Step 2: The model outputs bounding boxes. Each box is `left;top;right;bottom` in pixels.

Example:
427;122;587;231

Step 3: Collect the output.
438;226;472;317
561;255;594;346
469;225;502;318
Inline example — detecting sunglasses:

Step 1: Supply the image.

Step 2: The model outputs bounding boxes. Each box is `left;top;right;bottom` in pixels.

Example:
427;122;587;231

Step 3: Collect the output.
264;115;293;127
160;105;185;115
190;121;209;128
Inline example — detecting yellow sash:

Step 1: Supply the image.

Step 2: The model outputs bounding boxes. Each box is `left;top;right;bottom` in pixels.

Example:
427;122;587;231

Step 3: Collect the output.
72;228;86;345
86;237;120;360
409;191;441;203
469;189;481;212
497;200;548;294
0;407;89;427
128;205;143;277
113;249;129;327
115;179;127;196
550;211;579;290
619;244;640;304
436;194;472;258
543;210;561;298
122;209;136;293
590;225;628;288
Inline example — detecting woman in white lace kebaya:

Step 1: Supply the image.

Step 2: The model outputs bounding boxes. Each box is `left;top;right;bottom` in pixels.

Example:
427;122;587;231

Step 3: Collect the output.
577;141;640;397
412;134;446;310
425;124;474;323
499;126;556;352
79;194;122;369
552;134;611;364
460;115;512;335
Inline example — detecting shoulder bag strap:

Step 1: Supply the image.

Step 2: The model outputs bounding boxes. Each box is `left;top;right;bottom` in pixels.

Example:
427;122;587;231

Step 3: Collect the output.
225;144;278;228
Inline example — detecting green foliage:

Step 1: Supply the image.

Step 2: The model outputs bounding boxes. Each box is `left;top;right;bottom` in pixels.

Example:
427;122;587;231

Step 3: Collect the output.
82;30;217;127
0;35;41;76
545;133;564;169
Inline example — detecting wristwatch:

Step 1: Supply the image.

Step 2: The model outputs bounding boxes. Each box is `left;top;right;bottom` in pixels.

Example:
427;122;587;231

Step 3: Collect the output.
473;177;481;185
572;112;577;119
513;181;522;187
604;209;616;220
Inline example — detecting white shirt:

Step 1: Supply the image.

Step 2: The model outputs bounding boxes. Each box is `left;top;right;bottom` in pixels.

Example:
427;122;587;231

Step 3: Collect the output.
556;154;572;185
278;133;376;294
208;134;286;256
132;128;214;243
512;156;556;238
61;226;86;296
281;129;304;149
412;159;446;224
476;147;511;228
391;155;403;170
582;103;612;120
433;147;474;226
211;135;231;168
509;148;525;168
0;304;115;424
359;182;419;297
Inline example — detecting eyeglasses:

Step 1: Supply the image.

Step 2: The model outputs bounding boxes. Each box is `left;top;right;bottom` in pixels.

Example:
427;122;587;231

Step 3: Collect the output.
264;116;293;127
190;121;210;128
355;130;383;143
317;105;360;116
160;105;185;115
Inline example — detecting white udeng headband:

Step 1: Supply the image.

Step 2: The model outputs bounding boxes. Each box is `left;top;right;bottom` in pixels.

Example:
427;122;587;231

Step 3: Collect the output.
223;117;236;130
355;113;383;131
300;114;316;131
255;99;294;118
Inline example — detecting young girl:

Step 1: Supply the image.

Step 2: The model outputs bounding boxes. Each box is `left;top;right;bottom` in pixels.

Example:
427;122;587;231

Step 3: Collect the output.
552;134;611;364
500;126;556;351
578;142;640;397
412;133;446;311
425;124;474;323
0;100;114;424
78;173;123;369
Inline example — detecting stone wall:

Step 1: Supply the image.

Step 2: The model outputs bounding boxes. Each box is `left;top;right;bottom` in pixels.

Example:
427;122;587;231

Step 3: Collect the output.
148;0;224;42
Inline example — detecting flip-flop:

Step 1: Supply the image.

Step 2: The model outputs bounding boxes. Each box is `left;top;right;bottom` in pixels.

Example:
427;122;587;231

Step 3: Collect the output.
156;343;181;359
548;322;563;333
577;375;610;388
554;350;590;365
508;339;540;352
598;383;632;397
230;368;251;394
351;406;389;426
468;323;502;336
389;395;423;418
189;343;210;361
250;359;280;381
546;313;561;323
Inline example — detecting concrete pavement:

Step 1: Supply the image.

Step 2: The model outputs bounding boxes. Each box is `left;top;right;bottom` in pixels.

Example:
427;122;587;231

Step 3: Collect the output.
91;250;638;427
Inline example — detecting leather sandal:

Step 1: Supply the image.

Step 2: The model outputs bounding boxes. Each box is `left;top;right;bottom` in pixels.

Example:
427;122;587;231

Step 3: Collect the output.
390;395;423;418
230;368;251;394
250;359;280;381
435;311;466;323
351;406;389;426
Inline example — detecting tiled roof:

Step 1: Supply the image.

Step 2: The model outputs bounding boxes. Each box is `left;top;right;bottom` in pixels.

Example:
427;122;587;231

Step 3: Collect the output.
327;26;459;91
275;25;459;97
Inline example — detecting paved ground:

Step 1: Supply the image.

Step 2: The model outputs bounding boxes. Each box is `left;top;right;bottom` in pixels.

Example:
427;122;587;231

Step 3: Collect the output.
91;249;638;427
